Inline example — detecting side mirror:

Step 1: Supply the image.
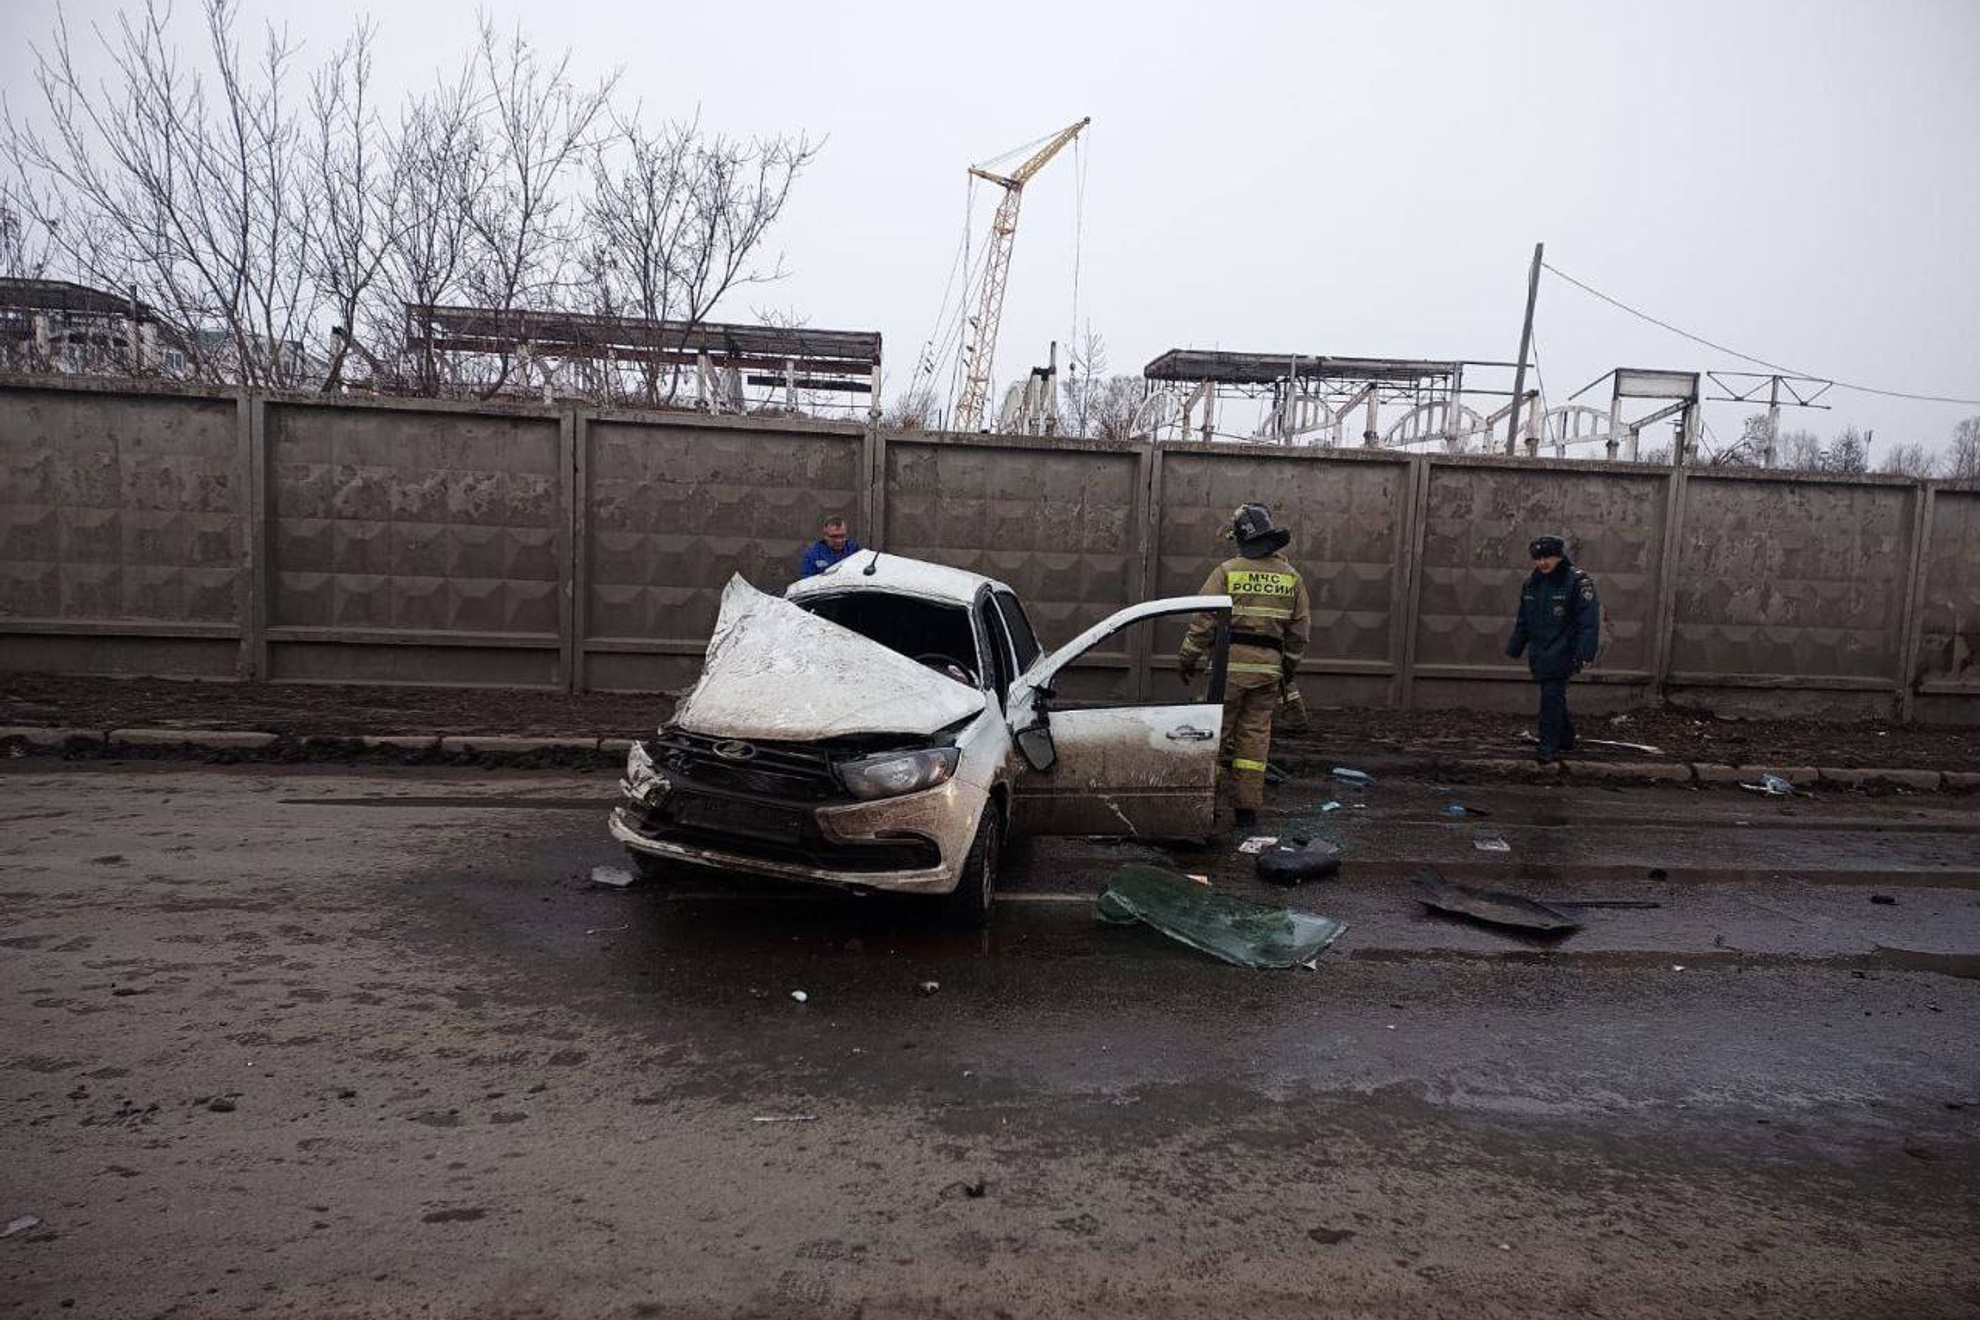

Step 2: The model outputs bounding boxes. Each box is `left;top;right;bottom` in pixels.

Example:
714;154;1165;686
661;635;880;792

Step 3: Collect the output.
1016;722;1057;773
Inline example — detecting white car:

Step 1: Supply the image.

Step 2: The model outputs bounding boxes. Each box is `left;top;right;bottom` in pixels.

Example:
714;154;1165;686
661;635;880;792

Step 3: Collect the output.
609;550;1234;926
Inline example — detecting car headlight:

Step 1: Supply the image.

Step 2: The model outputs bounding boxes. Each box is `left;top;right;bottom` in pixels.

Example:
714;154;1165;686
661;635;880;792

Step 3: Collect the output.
837;747;959;801
623;741;669;804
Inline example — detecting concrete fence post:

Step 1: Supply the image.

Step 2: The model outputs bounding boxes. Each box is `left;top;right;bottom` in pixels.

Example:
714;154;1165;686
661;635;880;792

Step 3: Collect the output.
1392;455;1432;709
1646;466;1690;703
864;424;888;550
1894;482;1936;725
559;405;580;693
240;389;269;682
1132;442;1163;701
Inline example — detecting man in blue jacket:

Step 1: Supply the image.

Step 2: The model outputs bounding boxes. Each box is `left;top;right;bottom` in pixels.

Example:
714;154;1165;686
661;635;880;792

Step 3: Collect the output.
1505;534;1602;762
798;516;861;578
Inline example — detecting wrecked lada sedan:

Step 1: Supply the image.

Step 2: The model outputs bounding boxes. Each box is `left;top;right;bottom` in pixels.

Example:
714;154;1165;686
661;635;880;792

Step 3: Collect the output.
609;551;1233;926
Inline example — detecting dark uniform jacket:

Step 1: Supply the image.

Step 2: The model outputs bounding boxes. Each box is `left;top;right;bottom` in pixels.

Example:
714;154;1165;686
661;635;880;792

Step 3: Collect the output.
1505;559;1601;680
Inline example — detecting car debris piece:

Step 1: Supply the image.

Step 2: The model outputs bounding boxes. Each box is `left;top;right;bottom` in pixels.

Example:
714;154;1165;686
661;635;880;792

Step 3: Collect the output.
1473;835;1512;853
1255;838;1342;886
1096;864;1346;970
1320;800;1343;813
1236;835;1280;854
1410;867;1582;934
1870;894;1897;906
590;865;636;888
916;980;941;995
1330;767;1375;787
1739;774;1797;796
1;1215;41;1239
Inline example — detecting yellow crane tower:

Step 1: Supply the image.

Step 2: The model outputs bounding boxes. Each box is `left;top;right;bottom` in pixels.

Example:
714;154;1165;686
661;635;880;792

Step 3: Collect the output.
953;116;1091;432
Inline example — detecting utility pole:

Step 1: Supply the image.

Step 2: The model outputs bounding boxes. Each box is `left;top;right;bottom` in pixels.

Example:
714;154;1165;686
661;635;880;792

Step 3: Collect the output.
1507;241;1543;454
1765;374;1780;467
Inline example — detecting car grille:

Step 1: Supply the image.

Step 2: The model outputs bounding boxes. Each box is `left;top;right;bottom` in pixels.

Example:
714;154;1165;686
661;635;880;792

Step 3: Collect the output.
652;730;844;803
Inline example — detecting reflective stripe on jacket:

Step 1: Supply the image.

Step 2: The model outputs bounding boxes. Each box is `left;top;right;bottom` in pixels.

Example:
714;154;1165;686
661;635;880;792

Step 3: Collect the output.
1178;552;1312;681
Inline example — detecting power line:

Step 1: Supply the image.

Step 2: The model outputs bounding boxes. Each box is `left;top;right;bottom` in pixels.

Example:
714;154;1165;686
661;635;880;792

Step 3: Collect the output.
1541;261;1980;407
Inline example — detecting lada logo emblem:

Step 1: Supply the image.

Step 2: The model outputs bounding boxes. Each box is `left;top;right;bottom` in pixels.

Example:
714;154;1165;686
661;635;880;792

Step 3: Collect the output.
712;740;757;761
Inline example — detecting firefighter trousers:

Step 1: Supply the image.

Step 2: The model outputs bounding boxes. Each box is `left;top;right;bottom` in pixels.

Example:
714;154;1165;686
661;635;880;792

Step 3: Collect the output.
1219;673;1280;810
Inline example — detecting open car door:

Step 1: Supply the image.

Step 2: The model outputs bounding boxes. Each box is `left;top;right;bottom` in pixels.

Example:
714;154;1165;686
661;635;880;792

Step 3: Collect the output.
1005;595;1232;838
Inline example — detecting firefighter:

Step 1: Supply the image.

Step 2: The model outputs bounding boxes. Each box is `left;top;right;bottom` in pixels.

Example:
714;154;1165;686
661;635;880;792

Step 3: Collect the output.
1177;503;1311;827
1505;533;1602;761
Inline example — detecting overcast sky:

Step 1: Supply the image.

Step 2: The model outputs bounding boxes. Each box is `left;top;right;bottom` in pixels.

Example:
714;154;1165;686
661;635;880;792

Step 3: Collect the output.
5;0;1977;455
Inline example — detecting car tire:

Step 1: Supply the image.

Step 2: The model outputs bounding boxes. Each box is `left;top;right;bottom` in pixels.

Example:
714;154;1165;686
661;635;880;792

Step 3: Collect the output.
938;811;1000;930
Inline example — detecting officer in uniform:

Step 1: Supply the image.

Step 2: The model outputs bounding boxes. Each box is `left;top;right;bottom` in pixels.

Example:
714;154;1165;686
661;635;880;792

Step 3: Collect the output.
1177;504;1311;827
1505;533;1601;761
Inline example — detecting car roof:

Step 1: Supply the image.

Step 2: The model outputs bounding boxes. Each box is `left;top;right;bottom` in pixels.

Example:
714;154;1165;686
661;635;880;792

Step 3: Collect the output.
784;550;1011;606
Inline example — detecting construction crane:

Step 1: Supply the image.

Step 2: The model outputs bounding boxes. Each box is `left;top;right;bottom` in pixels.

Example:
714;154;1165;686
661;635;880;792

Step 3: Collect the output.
953;116;1090;432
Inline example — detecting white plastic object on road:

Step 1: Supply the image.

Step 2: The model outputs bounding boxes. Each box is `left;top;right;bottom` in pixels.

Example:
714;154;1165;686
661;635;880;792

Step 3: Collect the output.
1237;836;1279;854
1473;836;1512;853
1;1215;40;1239
590;865;636;888
1320;801;1342;813
790;990;808;1003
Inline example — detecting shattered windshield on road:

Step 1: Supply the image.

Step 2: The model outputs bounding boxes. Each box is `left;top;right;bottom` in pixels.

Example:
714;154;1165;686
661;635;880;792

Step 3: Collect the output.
797;591;980;687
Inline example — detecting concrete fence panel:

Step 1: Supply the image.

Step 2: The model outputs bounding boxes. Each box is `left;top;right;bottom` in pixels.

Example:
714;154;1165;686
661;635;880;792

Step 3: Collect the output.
580;412;864;693
0;379;1971;726
1914;484;1980;724
1412;458;1669;712
0;383;246;678
1667;471;1916;717
263;397;568;688
1154;445;1410;707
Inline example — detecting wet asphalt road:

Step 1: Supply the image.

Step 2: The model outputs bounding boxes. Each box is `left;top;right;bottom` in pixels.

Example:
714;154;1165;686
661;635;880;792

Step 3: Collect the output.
2;761;1977;1319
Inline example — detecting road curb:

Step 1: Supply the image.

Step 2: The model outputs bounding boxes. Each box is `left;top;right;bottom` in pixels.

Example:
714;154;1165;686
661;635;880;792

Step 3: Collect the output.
0;725;1969;790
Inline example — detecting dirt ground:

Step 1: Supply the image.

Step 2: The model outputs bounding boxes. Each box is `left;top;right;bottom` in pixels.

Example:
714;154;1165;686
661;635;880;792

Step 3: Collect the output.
3;673;1977;770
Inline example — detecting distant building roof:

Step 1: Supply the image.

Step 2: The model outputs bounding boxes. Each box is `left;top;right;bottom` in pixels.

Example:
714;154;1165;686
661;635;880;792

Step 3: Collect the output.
0;278;157;320
1143;349;1463;385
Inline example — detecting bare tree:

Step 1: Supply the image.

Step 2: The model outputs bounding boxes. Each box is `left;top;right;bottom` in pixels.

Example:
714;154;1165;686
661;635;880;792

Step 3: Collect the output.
5;0;318;385
1824;425;1870;474
371;64;486;394
1948;416;1980;481
582;111;818;406
6;3;820;403
305;22;395;391
1877;440;1938;479
457;19;616;398
0;201;48;279
1777;428;1826;471
883;382;941;431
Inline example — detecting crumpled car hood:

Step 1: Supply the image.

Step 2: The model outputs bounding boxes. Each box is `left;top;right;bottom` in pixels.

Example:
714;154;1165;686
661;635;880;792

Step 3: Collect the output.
670;575;988;741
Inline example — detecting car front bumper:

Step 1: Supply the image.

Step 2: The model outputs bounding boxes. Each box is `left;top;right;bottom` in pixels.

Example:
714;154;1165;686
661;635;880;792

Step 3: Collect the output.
609;776;989;896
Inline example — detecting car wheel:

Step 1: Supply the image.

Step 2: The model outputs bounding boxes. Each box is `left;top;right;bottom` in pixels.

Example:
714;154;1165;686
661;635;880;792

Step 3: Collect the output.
938;811;1000;930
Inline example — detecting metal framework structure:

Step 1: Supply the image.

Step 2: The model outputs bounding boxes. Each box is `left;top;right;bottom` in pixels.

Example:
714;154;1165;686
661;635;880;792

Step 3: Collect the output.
401;304;882;415
1137;350;1526;450
952;117;1090;432
1566;367;1703;463
1705;371;1832;466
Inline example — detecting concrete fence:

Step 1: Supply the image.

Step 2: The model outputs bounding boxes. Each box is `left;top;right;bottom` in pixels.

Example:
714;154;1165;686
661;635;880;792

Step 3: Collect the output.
2;376;1976;725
